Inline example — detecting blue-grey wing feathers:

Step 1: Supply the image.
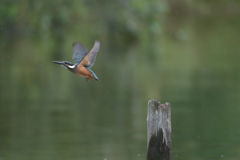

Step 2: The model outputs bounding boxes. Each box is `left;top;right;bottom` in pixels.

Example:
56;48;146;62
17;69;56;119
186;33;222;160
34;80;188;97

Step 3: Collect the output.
72;42;88;65
85;40;100;68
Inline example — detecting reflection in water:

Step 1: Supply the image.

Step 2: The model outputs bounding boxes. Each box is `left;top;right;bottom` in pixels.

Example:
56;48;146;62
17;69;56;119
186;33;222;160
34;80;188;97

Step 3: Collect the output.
1;1;240;160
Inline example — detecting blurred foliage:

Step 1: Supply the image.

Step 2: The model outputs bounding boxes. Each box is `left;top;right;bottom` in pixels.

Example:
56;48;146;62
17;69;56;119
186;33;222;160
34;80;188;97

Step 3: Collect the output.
0;0;239;102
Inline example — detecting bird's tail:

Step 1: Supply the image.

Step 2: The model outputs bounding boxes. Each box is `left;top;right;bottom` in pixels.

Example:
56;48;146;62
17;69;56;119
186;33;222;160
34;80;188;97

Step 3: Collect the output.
87;68;99;81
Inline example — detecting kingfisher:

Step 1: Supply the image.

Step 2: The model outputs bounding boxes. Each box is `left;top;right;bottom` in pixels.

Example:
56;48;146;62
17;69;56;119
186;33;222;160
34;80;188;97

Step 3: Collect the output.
53;40;100;82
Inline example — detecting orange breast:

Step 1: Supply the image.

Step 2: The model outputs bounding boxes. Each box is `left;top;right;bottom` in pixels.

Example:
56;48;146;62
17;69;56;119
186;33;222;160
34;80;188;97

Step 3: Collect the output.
74;65;92;77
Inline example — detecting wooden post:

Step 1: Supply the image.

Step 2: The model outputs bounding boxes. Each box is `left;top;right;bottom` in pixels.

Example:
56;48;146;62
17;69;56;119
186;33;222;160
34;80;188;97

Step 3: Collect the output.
147;100;172;160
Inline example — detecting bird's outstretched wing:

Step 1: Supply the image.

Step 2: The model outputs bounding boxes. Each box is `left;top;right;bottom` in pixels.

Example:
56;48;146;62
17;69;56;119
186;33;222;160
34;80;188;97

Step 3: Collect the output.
72;42;89;65
79;40;100;68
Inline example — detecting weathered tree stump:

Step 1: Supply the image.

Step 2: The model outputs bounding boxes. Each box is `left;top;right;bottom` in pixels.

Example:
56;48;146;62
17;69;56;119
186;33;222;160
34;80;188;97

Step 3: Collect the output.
147;100;172;160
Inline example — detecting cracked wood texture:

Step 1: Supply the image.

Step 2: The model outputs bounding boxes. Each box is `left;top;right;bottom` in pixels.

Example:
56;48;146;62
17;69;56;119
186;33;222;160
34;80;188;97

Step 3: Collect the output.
147;100;172;160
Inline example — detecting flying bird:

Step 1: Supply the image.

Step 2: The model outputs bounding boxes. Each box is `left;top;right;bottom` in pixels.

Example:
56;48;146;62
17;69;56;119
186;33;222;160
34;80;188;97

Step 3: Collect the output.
53;40;100;82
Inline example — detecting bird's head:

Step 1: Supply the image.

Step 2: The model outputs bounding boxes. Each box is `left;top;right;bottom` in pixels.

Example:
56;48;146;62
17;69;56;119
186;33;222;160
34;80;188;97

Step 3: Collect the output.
52;61;75;69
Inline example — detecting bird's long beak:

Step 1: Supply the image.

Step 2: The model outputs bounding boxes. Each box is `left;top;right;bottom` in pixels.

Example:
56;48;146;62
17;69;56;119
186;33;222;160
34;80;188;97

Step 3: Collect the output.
52;61;63;65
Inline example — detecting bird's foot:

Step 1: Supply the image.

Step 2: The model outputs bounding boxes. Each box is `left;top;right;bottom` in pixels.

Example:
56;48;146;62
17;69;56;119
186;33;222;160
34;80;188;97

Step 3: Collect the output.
86;77;90;82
